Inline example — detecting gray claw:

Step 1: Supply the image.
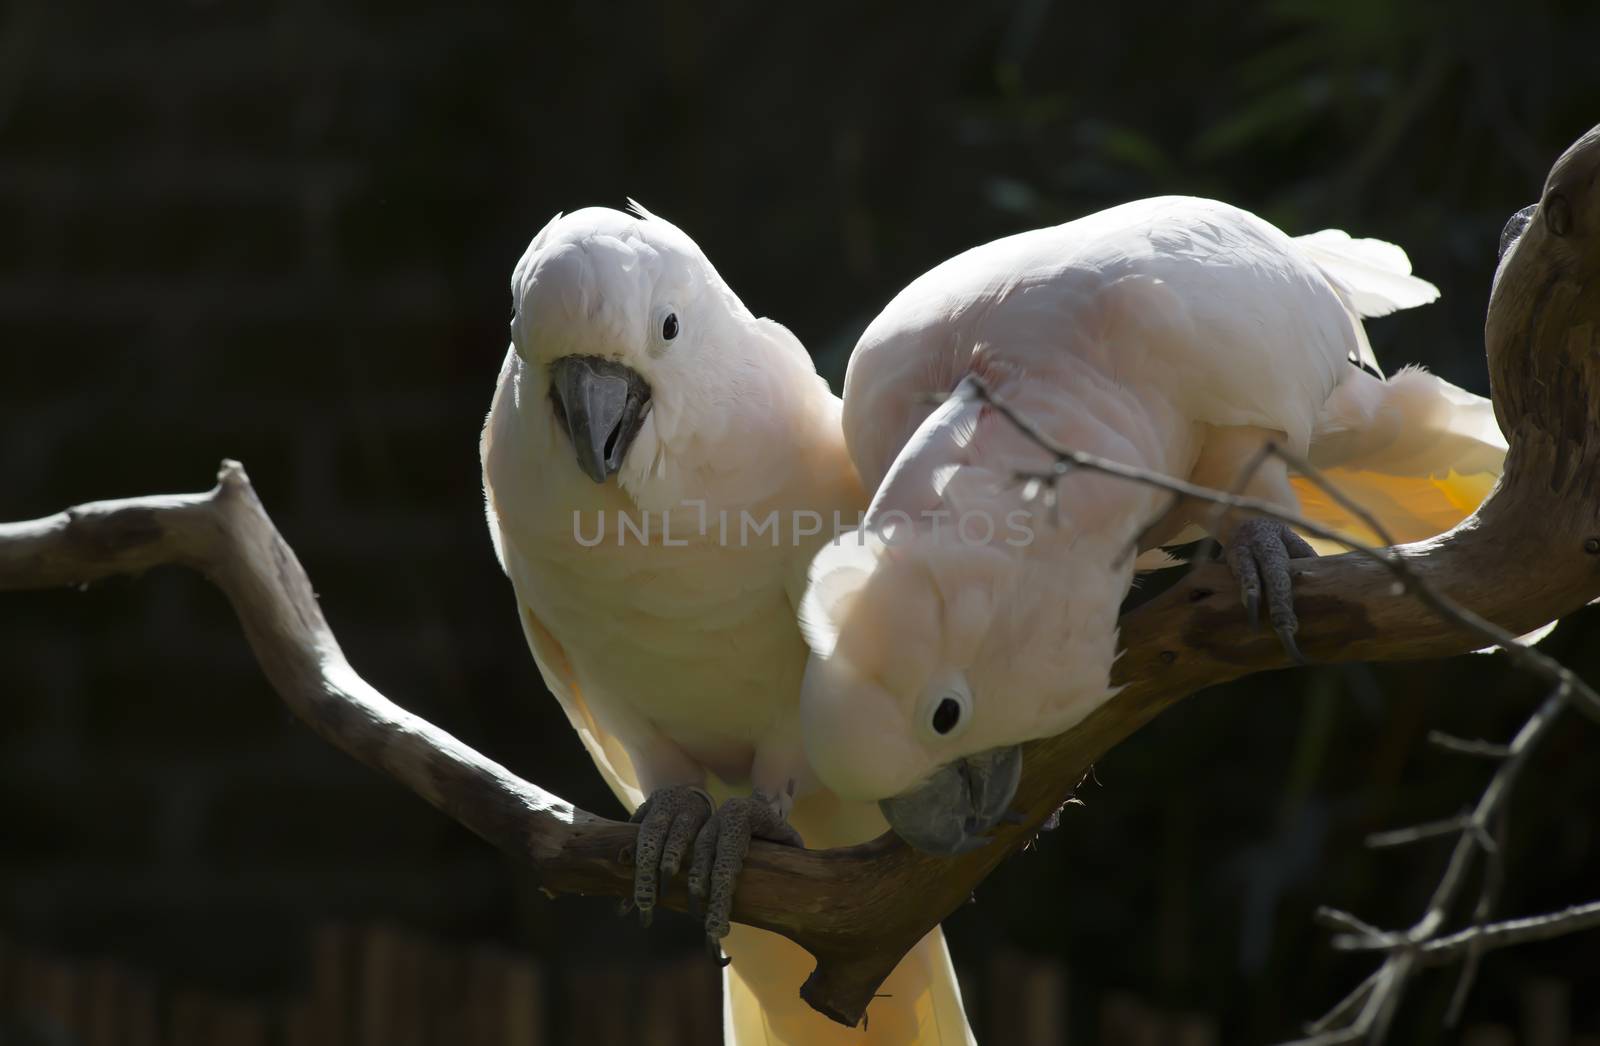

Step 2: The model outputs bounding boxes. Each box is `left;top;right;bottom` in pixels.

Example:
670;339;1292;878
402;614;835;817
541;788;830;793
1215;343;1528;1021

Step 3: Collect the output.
1277;625;1307;666
628;785;713;928
1227;538;1263;627
687;791;805;945
1226;517;1318;661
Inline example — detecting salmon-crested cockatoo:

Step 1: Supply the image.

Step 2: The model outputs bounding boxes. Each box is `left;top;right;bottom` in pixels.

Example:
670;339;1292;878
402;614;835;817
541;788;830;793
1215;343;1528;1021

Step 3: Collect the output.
797;196;1507;855
481;204;976;1044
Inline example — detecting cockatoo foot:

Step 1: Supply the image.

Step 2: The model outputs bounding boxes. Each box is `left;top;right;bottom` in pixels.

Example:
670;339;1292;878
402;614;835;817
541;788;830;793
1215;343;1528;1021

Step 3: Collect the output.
627;784;714;928
1225;517;1317;664
686;790;804;949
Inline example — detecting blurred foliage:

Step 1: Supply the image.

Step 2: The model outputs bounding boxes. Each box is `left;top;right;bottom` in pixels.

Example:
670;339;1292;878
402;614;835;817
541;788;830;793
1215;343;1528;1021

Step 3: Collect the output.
3;0;1599;1043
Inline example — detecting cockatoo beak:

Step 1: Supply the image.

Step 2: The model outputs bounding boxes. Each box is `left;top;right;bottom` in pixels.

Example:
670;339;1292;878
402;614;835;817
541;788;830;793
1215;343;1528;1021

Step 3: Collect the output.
878;744;1023;855
548;355;652;484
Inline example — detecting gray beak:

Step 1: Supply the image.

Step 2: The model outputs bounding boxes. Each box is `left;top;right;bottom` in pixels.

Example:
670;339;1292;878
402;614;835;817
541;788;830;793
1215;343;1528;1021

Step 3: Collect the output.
548;356;652;484
878;744;1024;855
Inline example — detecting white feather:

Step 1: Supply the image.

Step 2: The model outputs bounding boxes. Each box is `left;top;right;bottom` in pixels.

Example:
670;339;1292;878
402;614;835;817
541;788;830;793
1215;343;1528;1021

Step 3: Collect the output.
1295;228;1442;318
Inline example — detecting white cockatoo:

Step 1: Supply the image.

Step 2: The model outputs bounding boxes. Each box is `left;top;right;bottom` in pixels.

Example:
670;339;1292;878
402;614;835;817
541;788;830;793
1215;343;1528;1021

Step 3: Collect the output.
481;204;975;1044
797;196;1507;854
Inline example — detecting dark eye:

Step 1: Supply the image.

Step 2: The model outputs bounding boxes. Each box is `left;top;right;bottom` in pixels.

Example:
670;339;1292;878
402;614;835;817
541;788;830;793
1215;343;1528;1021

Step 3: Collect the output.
662;312;679;340
931;697;962;735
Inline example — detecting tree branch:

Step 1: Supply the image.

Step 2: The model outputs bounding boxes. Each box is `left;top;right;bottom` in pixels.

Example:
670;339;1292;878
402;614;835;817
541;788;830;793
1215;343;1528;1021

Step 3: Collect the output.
3;123;1598;1030
1277;680;1582;1044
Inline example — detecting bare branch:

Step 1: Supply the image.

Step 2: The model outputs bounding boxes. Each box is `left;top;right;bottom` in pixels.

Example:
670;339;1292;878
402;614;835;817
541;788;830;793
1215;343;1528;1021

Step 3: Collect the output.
1276;678;1580;1043
1426;732;1513;760
1364;814;1474;850
1418;901;1600;963
1314;907;1387;940
1445;802;1509;1025
1328;900;1600;963
1303;967;1384;1038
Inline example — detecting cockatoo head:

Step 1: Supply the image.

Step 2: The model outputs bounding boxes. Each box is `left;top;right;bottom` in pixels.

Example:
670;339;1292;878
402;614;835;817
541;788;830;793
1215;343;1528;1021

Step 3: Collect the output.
509;202;756;489
798;522;1122;855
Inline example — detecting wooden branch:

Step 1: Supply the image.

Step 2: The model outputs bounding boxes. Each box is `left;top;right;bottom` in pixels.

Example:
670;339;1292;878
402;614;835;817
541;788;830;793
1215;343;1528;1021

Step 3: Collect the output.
3;123;1598;1029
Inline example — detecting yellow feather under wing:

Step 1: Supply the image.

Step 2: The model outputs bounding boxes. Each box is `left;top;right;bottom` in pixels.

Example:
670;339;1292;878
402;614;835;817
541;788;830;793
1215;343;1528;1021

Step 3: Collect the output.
1291;467;1500;554
1296;367;1506;554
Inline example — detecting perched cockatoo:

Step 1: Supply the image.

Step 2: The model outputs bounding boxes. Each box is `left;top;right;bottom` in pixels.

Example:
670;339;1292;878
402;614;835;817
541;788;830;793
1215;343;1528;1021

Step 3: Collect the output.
797;196;1507;854
481;204;975;1044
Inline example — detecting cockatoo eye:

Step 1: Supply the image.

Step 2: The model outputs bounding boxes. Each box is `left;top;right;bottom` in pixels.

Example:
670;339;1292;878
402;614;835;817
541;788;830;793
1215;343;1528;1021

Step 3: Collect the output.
919;675;973;740
931;697;963;735
661;312;679;340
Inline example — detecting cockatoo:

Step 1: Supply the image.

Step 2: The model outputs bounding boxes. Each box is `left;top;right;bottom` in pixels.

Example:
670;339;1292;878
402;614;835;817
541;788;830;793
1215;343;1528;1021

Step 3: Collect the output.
481;204;975;1044
797;196;1507;855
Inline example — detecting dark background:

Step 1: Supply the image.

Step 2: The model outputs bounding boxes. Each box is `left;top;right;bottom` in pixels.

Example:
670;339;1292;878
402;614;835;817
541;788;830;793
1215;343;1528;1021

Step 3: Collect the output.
4;1;1600;1042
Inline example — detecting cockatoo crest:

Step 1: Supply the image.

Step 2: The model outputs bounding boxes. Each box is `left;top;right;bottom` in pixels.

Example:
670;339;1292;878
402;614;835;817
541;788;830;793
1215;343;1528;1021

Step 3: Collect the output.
797;528;885;661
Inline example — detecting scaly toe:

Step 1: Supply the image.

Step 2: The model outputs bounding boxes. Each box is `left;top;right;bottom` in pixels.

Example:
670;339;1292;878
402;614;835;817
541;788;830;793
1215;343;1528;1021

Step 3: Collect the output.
689;792;804;947
629;785;713;928
1227;517;1317;659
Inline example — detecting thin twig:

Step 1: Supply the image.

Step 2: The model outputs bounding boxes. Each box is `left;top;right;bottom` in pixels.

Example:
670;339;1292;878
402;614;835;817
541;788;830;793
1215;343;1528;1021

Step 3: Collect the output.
1427;732;1513;760
1445;803;1509;1025
1330;899;1600;962
1269;442;1398;549
1304;966;1384;1037
1417;900;1600;962
1314;907;1386;939
1365;813;1473;850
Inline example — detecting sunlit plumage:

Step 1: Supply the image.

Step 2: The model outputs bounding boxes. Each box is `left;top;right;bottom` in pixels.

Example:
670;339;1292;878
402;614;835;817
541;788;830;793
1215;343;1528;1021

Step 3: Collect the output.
798;196;1506;848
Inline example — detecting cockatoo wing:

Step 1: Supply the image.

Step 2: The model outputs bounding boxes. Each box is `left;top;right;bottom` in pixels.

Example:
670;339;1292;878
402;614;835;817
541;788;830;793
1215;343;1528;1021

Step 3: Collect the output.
841;197;1393;493
513;577;646;813
1293;227;1440;376
843;198;1483;537
1294;228;1442;319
